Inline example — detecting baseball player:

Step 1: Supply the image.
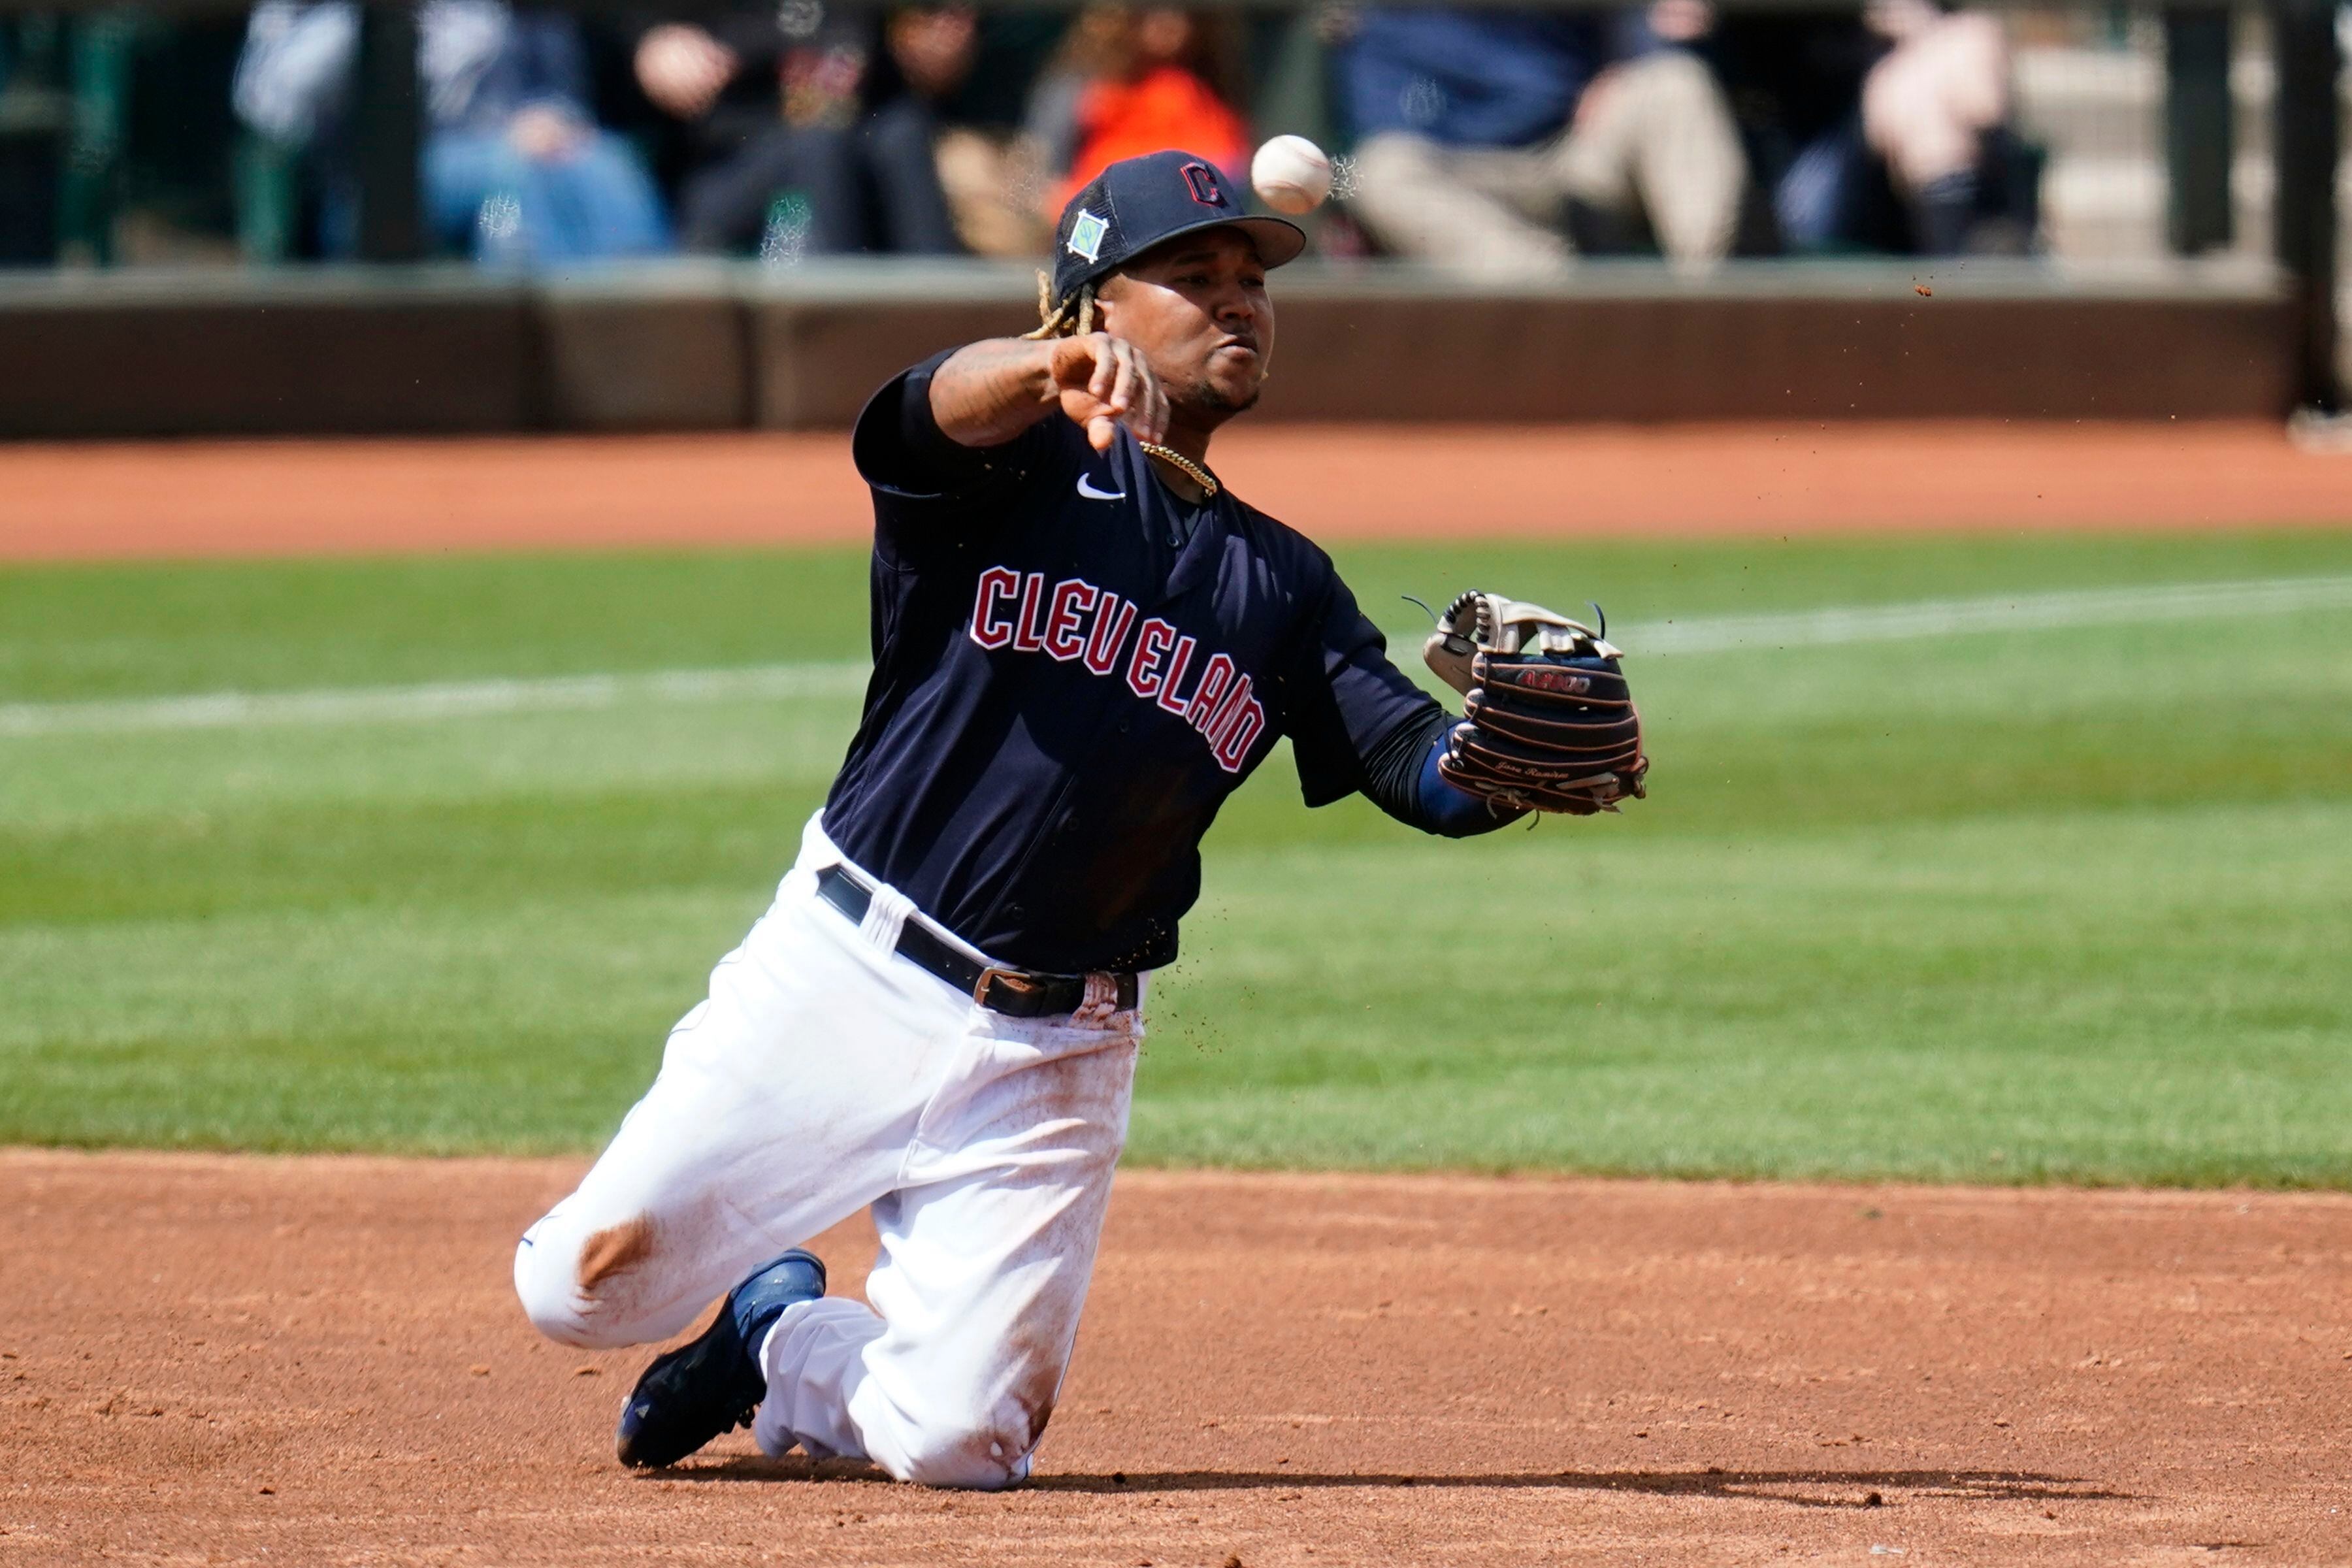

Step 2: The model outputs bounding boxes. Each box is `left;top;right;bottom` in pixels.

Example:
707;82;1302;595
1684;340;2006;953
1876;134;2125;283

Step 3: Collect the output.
512;150;1645;1490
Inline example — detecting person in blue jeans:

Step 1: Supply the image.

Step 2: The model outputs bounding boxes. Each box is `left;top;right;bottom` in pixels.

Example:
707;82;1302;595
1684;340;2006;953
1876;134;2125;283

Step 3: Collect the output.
234;0;670;264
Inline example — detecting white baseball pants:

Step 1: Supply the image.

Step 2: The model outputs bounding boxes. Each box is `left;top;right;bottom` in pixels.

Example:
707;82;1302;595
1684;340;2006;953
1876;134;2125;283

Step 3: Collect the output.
512;815;1142;1489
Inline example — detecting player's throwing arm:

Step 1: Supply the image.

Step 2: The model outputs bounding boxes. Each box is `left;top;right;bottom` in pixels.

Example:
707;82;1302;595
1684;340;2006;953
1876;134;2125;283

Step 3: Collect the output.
928;333;1171;454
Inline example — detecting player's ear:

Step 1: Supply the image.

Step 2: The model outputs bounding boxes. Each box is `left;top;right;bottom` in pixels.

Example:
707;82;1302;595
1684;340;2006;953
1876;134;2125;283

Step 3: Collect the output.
1091;271;1128;335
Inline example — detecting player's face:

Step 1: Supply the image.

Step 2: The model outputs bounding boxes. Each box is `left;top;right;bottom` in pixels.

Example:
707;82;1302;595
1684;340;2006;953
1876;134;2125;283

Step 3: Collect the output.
1096;229;1275;421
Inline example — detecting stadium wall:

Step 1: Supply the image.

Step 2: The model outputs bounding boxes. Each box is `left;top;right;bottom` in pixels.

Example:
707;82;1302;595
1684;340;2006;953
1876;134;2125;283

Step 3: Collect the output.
0;262;2297;438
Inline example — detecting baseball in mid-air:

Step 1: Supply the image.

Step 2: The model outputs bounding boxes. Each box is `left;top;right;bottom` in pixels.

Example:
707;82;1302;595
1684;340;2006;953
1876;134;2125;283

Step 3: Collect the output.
1251;135;1333;216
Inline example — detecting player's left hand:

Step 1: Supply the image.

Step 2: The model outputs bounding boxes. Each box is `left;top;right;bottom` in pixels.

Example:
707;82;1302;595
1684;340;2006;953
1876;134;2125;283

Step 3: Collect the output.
1423;591;1649;815
1046;332;1171;452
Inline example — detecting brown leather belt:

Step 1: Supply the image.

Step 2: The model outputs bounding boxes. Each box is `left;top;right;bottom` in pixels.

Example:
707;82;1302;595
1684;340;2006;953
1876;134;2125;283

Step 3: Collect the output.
815;864;1139;1019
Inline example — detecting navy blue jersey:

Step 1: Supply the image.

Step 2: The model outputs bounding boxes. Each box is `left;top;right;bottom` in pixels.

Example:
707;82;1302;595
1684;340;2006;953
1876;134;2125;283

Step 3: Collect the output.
820;350;1441;974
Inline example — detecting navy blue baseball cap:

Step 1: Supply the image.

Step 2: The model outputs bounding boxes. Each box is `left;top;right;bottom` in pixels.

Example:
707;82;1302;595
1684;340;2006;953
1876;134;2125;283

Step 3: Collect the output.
1050;150;1307;314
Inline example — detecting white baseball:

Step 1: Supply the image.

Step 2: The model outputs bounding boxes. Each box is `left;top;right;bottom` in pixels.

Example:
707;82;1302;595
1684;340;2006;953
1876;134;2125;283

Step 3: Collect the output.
1251;135;1333;216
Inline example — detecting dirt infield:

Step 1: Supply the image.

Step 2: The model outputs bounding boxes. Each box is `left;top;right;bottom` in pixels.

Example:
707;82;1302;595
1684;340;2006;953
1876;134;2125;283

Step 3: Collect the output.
5;421;2348;561
4;1151;2345;1565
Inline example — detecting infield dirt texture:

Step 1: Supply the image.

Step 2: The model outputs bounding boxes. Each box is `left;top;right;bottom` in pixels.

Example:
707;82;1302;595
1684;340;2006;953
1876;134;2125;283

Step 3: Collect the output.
3;426;2350;1564
7;1151;2351;1565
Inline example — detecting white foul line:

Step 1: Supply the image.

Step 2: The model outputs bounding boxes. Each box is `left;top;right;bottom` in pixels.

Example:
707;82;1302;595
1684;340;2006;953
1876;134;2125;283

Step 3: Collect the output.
1;575;2345;740
1618;573;2352;655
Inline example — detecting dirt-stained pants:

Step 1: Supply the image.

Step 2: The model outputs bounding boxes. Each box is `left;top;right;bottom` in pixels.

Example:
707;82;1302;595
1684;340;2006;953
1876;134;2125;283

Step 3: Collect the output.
1350;51;1744;273
512;814;1139;1490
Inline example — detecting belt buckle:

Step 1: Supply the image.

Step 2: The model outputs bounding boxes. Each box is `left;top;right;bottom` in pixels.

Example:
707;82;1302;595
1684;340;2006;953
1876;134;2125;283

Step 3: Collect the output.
972;965;1027;1009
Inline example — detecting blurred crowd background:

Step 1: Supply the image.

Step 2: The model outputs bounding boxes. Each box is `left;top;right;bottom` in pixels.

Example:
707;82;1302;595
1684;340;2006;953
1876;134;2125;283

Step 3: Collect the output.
0;0;2341;275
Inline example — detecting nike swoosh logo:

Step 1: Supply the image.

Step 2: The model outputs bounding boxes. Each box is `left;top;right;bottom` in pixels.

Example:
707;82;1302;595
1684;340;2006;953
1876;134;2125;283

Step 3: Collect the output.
1076;474;1126;502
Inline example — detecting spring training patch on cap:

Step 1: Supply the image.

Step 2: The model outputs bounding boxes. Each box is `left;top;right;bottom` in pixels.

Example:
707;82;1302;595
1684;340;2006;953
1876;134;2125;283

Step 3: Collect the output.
1066;210;1108;263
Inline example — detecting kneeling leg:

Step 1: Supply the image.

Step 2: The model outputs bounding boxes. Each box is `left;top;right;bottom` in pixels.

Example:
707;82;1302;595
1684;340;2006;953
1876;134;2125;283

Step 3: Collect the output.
755;1024;1137;1488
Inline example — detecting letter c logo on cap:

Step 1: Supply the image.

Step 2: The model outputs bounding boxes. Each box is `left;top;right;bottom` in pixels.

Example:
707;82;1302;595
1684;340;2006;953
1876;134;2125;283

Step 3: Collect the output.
1181;162;1225;207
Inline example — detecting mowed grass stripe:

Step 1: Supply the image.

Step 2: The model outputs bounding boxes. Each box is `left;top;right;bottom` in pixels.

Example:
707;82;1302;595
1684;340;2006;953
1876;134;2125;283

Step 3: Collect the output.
4;572;2347;736
5;534;2338;704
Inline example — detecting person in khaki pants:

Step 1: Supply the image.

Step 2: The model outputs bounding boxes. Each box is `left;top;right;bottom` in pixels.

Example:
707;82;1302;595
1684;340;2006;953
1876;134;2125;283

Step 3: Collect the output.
1341;7;1744;275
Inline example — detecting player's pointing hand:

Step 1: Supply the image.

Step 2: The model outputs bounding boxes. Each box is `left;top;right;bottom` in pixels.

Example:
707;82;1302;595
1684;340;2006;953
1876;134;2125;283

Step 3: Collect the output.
1049;333;1169;451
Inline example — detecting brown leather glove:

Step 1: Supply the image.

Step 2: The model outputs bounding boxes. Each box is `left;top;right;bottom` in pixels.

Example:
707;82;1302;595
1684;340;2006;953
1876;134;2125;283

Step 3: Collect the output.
1423;591;1648;816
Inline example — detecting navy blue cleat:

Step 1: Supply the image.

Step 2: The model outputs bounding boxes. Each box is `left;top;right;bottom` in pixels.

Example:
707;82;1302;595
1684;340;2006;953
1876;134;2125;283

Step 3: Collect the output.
615;1249;826;1469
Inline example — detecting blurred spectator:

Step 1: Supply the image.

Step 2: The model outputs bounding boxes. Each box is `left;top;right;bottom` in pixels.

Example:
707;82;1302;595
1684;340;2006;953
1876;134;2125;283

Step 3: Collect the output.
1341;7;1744;274
633;3;966;256
1027;5;1249;216
921;9;1066;257
234;0;670;264
1703;0;2031;255
1857;0;2023;252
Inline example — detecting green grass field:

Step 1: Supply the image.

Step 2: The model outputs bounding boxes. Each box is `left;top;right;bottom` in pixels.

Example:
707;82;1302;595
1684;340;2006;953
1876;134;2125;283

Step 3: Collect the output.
5;532;2349;1184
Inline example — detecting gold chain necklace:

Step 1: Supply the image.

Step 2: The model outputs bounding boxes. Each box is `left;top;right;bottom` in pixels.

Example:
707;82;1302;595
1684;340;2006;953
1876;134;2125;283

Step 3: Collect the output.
1138;442;1220;499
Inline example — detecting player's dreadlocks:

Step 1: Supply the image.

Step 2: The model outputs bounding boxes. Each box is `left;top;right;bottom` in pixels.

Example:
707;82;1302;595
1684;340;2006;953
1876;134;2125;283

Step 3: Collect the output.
1022;270;1098;340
